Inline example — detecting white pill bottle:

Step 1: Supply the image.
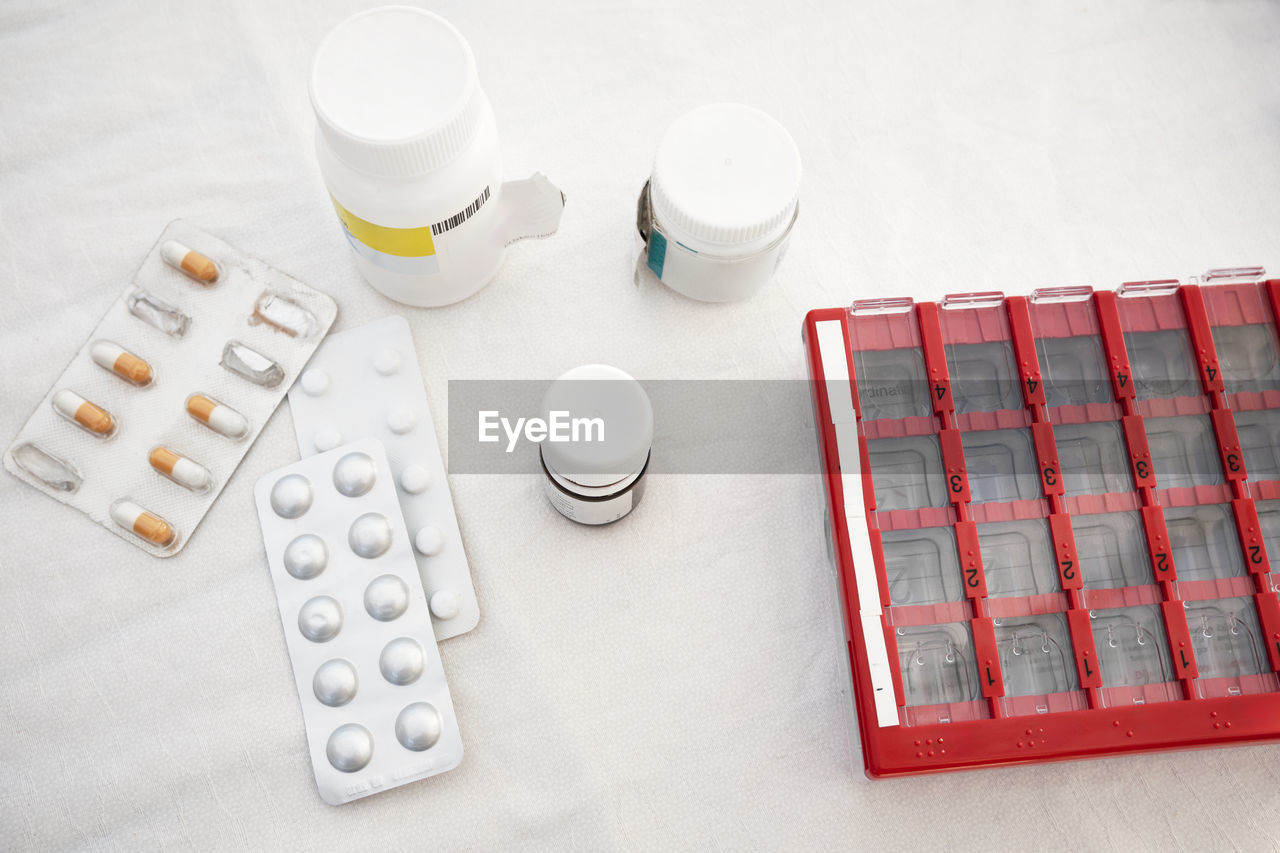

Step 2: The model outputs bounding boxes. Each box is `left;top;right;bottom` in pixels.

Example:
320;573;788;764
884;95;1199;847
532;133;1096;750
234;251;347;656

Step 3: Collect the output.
310;7;563;307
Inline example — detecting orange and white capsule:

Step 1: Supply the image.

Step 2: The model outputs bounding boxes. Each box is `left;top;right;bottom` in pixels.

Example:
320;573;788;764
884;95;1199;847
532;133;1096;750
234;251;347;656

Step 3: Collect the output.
186;393;248;439
110;500;176;547
52;389;116;437
90;340;152;386
149;446;212;492
161;240;219;284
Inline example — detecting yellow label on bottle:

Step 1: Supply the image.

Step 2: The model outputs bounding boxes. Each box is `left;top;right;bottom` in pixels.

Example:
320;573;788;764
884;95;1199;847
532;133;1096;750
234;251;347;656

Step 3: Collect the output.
330;196;440;275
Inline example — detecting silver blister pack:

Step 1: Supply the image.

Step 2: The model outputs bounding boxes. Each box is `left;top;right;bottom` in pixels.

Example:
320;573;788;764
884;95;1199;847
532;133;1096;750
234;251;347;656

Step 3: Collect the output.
287;316;479;640
254;437;463;805
3;220;337;555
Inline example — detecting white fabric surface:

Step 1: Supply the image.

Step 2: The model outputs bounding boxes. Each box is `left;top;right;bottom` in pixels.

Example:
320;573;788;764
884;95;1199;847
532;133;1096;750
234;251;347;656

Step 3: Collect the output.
3;0;1280;849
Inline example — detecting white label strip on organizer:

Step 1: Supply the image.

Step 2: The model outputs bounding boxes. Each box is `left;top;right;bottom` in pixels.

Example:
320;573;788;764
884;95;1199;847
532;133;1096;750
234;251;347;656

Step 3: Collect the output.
815;319;898;728
287;316;479;641
254;438;463;805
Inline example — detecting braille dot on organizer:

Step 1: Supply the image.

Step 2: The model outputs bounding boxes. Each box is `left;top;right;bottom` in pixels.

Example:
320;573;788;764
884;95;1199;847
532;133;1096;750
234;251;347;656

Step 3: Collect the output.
270;474;313;519
373;347;402;376
387;405;417;435
429;589;460;620
283;534;328;579
395;702;443;751
313;427;343;453
313;658;358;707
332;451;377;497
414;526;444;556
326;723;373;773
298;595;342;642
349;513;393;558
364;574;410;621
380;637;425;685
300;368;330;396
399;465;431;494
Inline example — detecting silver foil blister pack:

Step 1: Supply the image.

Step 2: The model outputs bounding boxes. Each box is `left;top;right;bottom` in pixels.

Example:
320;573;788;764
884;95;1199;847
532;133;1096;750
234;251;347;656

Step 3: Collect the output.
287;315;479;640
3;220;337;555
254;438;463;805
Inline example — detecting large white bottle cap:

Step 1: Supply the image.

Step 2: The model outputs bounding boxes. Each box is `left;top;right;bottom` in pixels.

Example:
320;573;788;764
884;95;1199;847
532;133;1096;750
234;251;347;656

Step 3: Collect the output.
540;365;653;489
649;103;802;251
310;6;484;178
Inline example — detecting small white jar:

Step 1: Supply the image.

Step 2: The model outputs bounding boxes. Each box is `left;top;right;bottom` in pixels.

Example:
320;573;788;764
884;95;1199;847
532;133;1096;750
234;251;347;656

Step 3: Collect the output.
310;7;520;307
638;103;802;302
539;365;653;526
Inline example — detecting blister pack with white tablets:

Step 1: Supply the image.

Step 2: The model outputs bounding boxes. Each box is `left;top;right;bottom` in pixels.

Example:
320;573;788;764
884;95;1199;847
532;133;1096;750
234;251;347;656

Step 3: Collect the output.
254;438;463;805
3;220;337;555
288;316;478;640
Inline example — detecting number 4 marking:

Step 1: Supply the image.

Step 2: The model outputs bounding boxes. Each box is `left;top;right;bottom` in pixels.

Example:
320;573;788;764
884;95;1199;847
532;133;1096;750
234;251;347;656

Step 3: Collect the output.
1206;364;1218;382
1117;371;1129;388
935;383;947;400
1026;377;1038;395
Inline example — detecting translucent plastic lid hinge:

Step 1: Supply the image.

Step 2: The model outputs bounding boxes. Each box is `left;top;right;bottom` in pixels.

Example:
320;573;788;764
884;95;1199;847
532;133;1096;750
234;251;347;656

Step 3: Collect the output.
851;296;914;315
1117;278;1181;297
1030;285;1093;303
942;291;1005;309
1197;266;1266;284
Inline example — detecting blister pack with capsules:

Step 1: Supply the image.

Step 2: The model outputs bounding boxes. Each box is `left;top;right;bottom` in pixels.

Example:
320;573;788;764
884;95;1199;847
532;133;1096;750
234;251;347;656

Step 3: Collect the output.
3;220;337;555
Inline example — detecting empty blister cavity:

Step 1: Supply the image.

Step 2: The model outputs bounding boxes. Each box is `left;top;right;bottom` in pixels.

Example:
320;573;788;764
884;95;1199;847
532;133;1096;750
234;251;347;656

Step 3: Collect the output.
90;340;152;386
1186;598;1268;682
853;347;931;420
332;451;377;497
187;393;249;439
881;526;963;606
284;534;328;580
1034;335;1110;407
1091;605;1174;689
364;574;409;621
299;595;343;643
395;702;443;751
126;287;190;337
1053;421;1134;496
11;443;81;492
961;428;1042;504
1123;329;1198;400
945;341;1022;413
380;637;425;685
148;447;212;492
1232;408;1280;481
349;512;393;558
1164;503;1246;582
1210;323;1280;395
220;340;285;387
52;389;115;438
896;622;980;708
865;435;947;512
109;499;176;547
251;291;317;337
326;723;373;773
1145;415;1223;489
1071;511;1153;589
161;240;219;285
994;614;1078;698
313;659;358;707
976;519;1060;598
271;474;314;519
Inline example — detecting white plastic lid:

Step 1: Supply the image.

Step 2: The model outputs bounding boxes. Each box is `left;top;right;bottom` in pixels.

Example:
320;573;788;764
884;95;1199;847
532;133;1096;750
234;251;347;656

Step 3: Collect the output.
540;365;653;489
310;6;484;177
649;103;801;251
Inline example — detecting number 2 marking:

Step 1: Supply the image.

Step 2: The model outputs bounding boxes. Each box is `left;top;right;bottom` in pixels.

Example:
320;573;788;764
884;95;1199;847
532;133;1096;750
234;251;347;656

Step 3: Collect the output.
1060;559;1075;581
1156;552;1170;573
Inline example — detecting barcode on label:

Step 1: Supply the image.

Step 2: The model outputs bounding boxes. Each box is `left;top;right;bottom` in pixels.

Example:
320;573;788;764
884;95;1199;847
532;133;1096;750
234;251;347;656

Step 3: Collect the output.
431;186;491;236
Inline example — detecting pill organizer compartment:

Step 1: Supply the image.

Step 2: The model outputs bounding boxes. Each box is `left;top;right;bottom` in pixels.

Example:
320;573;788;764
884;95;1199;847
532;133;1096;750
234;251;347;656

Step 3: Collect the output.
853;346;931;421
945;341;1022;414
960;428;1042;504
1091;605;1180;706
1071;511;1154;589
1122;329;1199;400
896;621;986;724
1186;597;1278;697
880;526;963;606
993;613;1085;715
1163;504;1247;582
1052;420;1134;497
1145;414;1225;490
1255;500;1280;568
1210;324;1280;395
1034;335;1111;408
865;434;948;512
975;519;1060;599
1232;408;1280;482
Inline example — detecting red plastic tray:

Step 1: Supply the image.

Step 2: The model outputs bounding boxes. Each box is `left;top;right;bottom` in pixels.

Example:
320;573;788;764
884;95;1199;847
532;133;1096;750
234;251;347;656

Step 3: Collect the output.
803;268;1280;776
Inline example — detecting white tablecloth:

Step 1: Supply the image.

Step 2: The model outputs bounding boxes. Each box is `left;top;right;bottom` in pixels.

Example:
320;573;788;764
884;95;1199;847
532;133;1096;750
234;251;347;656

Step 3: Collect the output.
3;0;1280;848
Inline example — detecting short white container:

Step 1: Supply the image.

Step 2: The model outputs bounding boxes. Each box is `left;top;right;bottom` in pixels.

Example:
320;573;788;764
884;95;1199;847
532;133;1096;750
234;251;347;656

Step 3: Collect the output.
638;103;802;303
310;6;563;307
539;365;653;526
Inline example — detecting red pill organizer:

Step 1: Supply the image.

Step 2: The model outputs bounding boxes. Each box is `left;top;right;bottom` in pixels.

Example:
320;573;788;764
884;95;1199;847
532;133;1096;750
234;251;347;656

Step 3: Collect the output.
802;267;1280;776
